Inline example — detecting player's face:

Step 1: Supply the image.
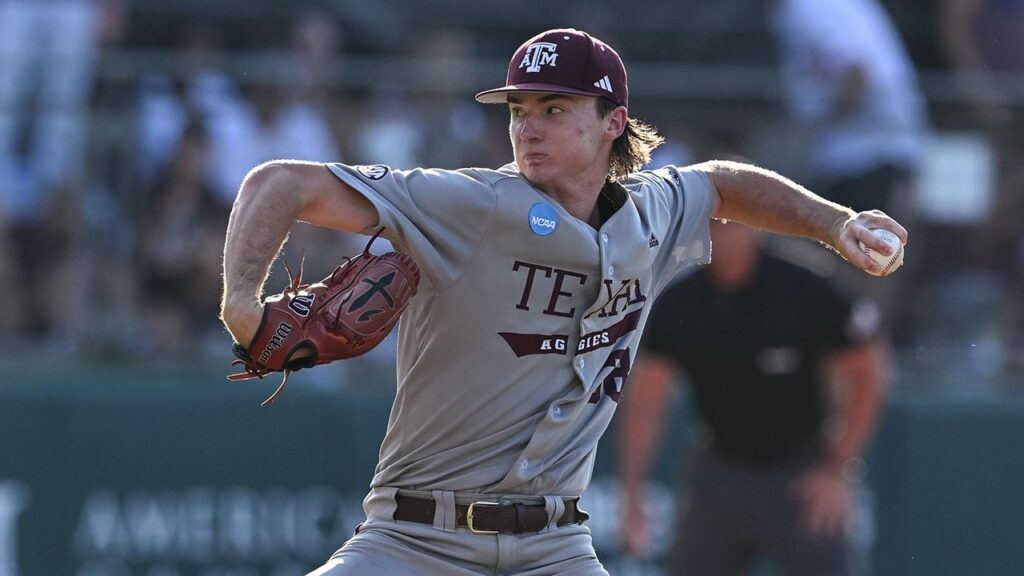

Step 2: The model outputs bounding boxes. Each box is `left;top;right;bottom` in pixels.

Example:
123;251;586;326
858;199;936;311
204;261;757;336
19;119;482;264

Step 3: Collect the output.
508;93;617;195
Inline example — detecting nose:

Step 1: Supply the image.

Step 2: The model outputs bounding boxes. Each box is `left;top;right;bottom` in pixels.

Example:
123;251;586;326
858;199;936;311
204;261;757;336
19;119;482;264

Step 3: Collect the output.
516;114;542;142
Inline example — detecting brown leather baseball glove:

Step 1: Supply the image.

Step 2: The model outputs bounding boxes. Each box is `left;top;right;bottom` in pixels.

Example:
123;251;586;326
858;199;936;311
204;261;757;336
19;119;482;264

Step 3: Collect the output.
228;229;420;405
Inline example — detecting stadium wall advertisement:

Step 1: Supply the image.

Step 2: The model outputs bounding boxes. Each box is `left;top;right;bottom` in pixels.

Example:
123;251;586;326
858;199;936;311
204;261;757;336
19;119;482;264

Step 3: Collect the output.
1;382;1022;575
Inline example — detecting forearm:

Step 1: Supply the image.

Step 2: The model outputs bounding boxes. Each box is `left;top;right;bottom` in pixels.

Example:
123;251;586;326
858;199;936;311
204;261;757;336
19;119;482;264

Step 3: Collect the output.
701;160;855;247
619;355;675;500
220;163;311;340
825;341;890;473
220;161;379;345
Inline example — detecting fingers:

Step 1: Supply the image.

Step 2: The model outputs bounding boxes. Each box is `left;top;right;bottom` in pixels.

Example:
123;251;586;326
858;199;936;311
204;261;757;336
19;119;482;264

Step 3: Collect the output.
620;501;651;557
836;210;908;274
790;471;851;540
854;209;908;244
803;492;845;538
837;225;882;273
621;531;649;558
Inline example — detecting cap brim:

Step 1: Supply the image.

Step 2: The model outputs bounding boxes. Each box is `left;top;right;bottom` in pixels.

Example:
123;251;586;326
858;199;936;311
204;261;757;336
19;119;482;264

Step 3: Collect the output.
475;82;603;104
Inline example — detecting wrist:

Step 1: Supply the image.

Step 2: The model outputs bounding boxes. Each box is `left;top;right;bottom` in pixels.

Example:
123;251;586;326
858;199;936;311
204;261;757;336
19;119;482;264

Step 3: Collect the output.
824;455;866;484
825;210;853;249
221;296;263;346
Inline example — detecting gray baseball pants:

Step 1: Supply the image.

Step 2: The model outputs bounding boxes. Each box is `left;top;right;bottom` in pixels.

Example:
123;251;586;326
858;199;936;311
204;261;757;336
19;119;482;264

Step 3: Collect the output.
307;487;609;576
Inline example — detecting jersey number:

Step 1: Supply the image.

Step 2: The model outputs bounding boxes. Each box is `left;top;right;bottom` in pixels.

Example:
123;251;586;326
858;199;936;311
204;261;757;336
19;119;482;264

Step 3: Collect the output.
588;347;631;404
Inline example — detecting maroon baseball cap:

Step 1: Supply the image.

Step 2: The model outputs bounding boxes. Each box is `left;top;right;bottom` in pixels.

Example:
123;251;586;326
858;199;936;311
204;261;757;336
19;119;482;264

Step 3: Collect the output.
475;28;628;108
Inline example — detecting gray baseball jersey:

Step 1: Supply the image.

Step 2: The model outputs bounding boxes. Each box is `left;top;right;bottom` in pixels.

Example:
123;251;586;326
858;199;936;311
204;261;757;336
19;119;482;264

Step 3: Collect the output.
327;162;713;499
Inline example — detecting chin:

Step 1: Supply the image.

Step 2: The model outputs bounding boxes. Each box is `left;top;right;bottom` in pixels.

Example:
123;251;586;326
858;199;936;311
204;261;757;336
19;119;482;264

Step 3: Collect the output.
518;163;551;186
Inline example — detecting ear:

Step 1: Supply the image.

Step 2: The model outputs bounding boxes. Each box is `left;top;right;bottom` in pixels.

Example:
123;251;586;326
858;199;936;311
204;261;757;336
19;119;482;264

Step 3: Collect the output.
604;106;628;141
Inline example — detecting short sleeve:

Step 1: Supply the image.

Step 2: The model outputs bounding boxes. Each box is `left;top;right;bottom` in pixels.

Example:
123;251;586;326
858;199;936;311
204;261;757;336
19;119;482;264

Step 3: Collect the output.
327;164;498;291
631;165;715;296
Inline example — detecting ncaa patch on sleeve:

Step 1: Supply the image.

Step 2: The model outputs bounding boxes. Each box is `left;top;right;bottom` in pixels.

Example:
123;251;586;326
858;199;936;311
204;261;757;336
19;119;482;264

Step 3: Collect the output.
528;203;559;236
356;165;390;180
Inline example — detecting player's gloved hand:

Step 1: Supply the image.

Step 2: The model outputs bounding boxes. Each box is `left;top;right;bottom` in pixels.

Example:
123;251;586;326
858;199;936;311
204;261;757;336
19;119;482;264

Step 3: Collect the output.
226;228;420;405
829;209;908;275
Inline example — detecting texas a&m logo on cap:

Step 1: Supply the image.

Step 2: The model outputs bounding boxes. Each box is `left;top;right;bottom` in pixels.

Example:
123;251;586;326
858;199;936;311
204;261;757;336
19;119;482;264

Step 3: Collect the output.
520;42;558;73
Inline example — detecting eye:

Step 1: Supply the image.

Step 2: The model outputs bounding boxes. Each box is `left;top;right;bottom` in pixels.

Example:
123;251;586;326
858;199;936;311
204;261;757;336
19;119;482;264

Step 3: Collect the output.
547;106;564;115
510;107;525;118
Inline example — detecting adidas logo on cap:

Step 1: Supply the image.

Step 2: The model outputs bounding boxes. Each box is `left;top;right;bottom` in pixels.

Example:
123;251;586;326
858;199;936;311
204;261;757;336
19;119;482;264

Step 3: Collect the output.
593;75;612;92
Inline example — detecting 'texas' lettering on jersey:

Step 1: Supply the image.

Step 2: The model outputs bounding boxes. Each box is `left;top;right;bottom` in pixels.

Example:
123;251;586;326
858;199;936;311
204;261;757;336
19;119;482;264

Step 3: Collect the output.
499;259;646;357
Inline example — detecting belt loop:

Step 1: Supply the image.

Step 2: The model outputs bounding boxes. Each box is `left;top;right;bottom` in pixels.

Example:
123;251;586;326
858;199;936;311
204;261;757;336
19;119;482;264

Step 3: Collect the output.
513;503;528;533
431;490;457;532
542;495;565;533
372;486;400;523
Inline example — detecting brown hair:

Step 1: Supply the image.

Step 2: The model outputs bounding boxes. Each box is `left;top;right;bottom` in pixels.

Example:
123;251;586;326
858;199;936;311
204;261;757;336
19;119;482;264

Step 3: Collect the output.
597;97;665;181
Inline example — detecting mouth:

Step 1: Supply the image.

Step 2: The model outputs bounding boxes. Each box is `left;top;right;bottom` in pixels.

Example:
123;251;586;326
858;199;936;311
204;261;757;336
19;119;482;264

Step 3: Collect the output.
523;153;548;164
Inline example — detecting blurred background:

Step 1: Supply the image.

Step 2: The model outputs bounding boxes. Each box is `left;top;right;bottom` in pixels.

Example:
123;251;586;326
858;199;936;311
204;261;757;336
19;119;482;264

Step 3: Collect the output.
0;0;1022;574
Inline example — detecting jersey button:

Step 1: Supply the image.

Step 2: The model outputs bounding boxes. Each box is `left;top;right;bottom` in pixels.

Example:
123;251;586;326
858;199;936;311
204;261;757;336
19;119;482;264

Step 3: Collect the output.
576;358;585;369
607;265;614;276
601;233;609;243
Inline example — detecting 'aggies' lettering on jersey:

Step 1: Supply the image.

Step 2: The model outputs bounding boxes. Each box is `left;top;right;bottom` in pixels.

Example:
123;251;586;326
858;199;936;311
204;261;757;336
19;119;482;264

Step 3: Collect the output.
577;309;641;354
499;332;570;357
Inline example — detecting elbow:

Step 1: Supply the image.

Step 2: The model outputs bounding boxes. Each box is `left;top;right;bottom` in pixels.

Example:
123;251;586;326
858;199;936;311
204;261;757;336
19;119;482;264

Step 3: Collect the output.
239;161;293;199
235;160;321;214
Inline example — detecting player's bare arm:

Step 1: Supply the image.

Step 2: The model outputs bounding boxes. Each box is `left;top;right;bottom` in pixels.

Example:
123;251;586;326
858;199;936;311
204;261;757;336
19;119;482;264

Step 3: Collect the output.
220;160;378;346
699;159;908;274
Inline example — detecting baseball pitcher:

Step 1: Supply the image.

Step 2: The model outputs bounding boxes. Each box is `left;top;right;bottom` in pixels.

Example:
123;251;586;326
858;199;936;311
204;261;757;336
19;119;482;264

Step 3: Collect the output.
220;28;908;575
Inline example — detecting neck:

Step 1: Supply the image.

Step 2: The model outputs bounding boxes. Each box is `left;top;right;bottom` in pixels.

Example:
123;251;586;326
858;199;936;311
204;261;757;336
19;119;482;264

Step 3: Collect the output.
543;172;609;225
558;190;603;227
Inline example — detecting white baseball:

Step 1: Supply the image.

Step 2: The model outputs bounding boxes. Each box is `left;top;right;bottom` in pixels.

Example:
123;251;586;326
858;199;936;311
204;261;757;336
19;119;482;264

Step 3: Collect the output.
859;228;904;276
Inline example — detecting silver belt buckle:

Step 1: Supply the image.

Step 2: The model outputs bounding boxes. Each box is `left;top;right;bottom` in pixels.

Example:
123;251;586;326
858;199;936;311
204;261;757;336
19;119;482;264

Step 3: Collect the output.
466;500;501;535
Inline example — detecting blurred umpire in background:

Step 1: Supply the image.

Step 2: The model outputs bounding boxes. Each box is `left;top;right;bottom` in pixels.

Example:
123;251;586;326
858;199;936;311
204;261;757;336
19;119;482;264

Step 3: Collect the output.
619;220;891;576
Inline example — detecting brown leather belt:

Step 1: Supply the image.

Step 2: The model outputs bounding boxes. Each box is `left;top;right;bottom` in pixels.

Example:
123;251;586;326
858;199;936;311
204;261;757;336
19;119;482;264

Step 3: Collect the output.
393;494;588;534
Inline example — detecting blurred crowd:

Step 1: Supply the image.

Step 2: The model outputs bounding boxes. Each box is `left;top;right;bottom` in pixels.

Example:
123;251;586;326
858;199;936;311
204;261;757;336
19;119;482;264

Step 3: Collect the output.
0;0;1021;381
0;2;507;367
